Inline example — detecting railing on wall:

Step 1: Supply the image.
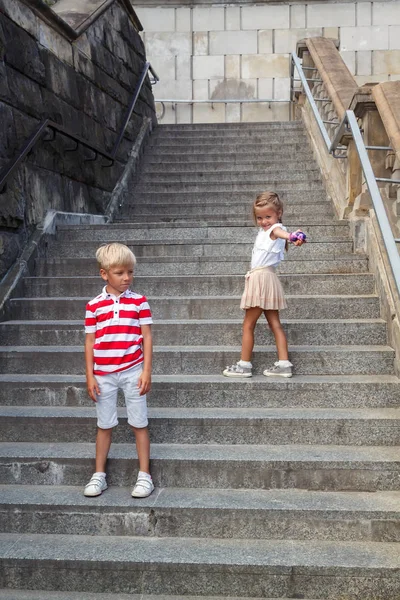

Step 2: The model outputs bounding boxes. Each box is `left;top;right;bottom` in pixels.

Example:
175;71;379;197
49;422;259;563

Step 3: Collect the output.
155;98;291;121
0;62;159;194
289;51;400;295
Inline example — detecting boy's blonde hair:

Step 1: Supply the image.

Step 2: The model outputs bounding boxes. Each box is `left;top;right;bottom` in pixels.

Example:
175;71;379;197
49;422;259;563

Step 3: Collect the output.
96;243;137;270
252;191;284;225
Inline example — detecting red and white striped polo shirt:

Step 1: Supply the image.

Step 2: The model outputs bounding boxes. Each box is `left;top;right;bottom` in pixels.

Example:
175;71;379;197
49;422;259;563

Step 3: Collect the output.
84;286;153;376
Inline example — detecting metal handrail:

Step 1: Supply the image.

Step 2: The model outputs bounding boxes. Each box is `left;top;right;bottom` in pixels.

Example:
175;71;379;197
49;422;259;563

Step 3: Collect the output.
0;61;158;194
155;99;289;104
290;51;400;295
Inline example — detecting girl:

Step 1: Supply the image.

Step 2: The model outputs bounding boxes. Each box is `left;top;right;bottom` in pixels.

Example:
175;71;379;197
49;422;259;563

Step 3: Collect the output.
223;191;306;378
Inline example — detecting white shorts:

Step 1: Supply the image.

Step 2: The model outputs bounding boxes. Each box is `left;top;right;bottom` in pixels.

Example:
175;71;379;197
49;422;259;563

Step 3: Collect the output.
94;363;148;429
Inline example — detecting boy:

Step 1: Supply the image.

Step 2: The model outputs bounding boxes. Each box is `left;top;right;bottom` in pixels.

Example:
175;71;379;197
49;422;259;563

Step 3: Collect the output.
83;243;154;498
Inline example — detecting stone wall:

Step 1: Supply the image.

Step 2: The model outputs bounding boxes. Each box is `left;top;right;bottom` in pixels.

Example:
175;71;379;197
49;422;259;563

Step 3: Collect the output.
0;0;156;278
134;0;400;124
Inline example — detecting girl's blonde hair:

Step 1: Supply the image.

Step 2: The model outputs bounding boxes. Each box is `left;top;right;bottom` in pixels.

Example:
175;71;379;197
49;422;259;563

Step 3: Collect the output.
253;191;288;250
252;191;284;225
96;243;137;271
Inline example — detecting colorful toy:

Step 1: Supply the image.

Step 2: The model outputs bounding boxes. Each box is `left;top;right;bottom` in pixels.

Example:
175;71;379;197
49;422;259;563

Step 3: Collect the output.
289;231;307;243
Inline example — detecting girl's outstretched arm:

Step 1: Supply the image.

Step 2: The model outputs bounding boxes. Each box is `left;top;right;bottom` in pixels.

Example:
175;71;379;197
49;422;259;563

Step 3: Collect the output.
271;227;307;246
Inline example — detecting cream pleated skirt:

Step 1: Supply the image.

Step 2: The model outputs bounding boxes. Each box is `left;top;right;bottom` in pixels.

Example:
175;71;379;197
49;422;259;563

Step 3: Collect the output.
240;266;287;311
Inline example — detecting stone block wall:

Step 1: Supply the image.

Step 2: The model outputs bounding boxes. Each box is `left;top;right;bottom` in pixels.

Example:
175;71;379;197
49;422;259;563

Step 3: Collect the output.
0;0;156;278
134;1;400;124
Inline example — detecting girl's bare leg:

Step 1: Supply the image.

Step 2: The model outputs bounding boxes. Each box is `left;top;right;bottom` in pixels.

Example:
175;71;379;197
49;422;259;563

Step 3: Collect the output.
264;310;289;360
241;307;263;362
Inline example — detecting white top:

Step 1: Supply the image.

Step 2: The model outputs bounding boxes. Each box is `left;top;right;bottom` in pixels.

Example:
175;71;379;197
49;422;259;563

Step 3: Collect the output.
251;223;287;269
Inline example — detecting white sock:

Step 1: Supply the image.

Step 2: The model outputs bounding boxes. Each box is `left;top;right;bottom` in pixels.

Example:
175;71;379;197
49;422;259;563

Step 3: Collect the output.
94;472;106;479
238;360;252;368
138;471;152;480
277;360;292;367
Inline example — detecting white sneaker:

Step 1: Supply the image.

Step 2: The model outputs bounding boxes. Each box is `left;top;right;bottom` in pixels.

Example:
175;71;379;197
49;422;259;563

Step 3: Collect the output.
263;362;293;378
84;474;108;497
223;362;252;377
131;473;155;498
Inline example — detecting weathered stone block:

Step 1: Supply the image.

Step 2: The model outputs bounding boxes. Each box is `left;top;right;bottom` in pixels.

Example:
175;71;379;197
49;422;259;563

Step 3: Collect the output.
373;50;400;75
308;3;356;27
0;102;15;159
373;2;400;26
274;77;291;100
193;55;224;80
242;54;290;79
209;31;257;56
5;65;45;118
357;51;372;76
155;79;192;100
177;54;191;80
193;7;224;32
242;5;289;30
193;102;225;123
389;26;400;50
274;28;322;54
0;231;21;276
226;103;241;123
340;51;356;74
145;54;175;82
176;104;192;124
357;2;372;27
258;30;273;54
209;78;256;100
144;32;191;57
341;26;389;52
0;168;25;228
38;21;73;65
258;78;273;99
176;8;191;33
242;102;289;122
226;7;240;31
1;15;46;85
41;48;80;109
193;32;208;56
0;0;38;37
291;5;306;29
225;55;240;80
135;8;175;32
323;27;339;40
193;79;209;100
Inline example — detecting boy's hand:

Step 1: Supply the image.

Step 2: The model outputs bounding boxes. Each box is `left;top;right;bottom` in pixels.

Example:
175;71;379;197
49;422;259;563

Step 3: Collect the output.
138;371;151;396
87;375;100;402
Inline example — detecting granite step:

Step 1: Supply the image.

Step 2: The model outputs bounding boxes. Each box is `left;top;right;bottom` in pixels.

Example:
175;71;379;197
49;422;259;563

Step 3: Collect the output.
131;189;329;202
135;171;322;184
120;202;331;217
1;406;399;446
35;257;367;277
1;533;399;598
7;295;379;321
150;129;309;140
0;442;399;491
0;593;308;600
0;345;394;375
21;273;376;297
144;151;315;163
132;180;324;193
141;162;321;173
154;121;305;133
0;374;398;409
47;239;353;260
0;319;387;347
115;216;338;227
147;139;310;151
55;221;347;239
1;485;399;541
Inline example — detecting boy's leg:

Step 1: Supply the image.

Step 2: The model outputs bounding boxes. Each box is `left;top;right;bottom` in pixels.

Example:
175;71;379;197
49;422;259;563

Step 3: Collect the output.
84;373;118;497
121;364;154;498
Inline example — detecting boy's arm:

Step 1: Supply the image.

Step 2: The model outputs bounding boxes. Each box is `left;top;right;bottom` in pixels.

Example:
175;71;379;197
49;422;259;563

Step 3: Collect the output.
138;324;152;396
85;333;100;402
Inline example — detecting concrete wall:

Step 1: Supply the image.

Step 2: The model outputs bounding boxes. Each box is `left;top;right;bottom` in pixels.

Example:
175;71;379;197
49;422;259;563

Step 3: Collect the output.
134;1;400;124
0;0;156;278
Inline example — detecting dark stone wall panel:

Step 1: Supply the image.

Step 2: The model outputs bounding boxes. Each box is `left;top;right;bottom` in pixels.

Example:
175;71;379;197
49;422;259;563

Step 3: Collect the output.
0;0;156;278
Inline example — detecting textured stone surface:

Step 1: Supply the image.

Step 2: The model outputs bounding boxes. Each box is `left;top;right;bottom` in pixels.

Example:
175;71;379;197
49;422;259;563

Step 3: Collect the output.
0;0;155;278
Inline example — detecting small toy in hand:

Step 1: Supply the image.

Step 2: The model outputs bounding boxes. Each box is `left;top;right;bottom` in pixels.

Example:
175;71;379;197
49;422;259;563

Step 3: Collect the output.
289;231;307;244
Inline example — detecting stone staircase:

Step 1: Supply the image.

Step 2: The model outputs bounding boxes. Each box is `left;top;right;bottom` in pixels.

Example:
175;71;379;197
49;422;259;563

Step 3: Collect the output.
0;121;400;599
